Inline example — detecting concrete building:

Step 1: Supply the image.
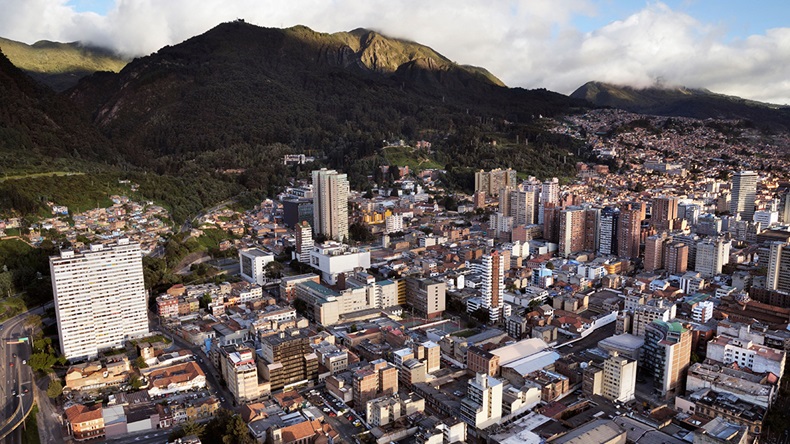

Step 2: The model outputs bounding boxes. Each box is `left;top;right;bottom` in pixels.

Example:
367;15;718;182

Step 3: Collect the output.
50;240;149;361
239;248;275;286
598;206;619;256
551;419;625;444
509;189;537;226
602;352;637;402
766;241;790;293
460;373;503;431
652;196;679;230
476;251;505;322
223;346;260;404
258;329;319;392
730;171;758;222
312;168;350;241
695;238;731;278
632;300;676;337
294;221;313;264
352;359;398;407
706;334;786;377
385;214;404;234
617;207;642;259
308;241;371;285
665;242;689;275
644;232;670;272
643;320;692;398
559;207;586;257
406;276;446;320
475;168;517;197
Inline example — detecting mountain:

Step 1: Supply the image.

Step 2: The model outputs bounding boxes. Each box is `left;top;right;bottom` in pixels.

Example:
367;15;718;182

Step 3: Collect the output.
0;37;127;91
0;48;117;173
571;81;790;130
67;20;586;183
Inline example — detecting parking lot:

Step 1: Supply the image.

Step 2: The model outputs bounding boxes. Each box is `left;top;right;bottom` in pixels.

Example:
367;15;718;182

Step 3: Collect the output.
300;387;369;443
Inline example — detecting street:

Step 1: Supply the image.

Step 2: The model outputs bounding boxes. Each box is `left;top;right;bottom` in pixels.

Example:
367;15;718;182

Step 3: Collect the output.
0;308;39;444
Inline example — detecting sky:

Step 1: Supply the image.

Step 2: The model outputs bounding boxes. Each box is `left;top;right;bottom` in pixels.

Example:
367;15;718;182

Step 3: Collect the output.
1;0;789;104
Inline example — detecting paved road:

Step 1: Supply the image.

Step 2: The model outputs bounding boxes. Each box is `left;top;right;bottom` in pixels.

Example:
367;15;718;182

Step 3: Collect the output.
0;309;38;443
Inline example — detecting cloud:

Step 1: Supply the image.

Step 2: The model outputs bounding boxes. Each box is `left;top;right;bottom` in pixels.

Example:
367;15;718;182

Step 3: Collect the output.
0;0;789;104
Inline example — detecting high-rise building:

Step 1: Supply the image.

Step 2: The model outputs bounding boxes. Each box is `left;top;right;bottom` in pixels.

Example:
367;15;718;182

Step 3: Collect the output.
673;234;701;270
353;359;398;407
617;207;642;259
460;373;503;431
559;207;586;257
633;300;676;337
601;352;637;403
50;240;149;361
782;192;790;224
474;168;517;197
479;251;504;322
665;242;689;275
584;207;601;252
644;232;671;272
509;189;536;226
767;241;790;293
312;168;350;241
651;196;679;230
542;203;561;243
598;207;619;256
258;329;319;392
695;238;731;278
385;214;404;234
282;198;313;228
541;178;560;206
730;171;758;222
295;221;313;264
222;346;261;403
473;191;486;210
643;320;691;398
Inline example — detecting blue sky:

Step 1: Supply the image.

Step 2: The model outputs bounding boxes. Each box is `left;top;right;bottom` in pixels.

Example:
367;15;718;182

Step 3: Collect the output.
2;0;789;103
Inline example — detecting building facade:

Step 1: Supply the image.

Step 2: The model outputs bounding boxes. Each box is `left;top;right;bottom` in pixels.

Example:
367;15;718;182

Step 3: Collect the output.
312;168;350;241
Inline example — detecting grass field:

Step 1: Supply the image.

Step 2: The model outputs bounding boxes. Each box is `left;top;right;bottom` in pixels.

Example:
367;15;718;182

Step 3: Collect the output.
381;146;443;171
0;297;27;322
0;171;85;183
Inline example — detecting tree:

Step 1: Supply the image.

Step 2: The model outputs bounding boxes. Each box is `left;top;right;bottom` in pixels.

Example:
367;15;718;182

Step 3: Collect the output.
349;222;375;243
47;379;63;399
24;314;42;329
264;261;283;280
29;352;57;373
135;356;148;369
199;293;213;310
130;375;144;390
169;420;206;441
471;308;490;325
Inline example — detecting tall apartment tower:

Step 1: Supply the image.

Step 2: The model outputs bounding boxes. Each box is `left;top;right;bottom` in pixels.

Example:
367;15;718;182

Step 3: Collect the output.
695;238;731;278
652;196;679;230
602;352;637;403
542;203;561;244
665;242;689;275
643;320;691;398
584;207;601;252
475;169;517;197
259;329;319;392
312;168;350;241
460;373;503;431
617;207;642;259
508;189;536;226
644;232;671;272
480;252;505;322
538;178;559;224
730;171;758;222
598;207;620;256
767;242;790;292
295;221;313;263
558;207;586;257
50;240;149;361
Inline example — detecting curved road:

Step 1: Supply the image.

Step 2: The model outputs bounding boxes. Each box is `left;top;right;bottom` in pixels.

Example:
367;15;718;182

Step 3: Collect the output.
0;307;40;443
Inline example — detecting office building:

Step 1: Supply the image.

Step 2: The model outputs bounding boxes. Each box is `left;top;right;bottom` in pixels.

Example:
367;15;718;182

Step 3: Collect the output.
559;207;586;257
308;241;371;285
508;189;537;226
282;198;313;228
598;206;619;256
460;373;503;431
584;207;601;252
295;221;313;264
312;168;350;241
695;238;731;278
632;300;676;337
50;240;149;361
258;329;319;392
222;346;261;403
239;248;275;286
602;352;637;402
353;359;398;407
643;320;691;398
617;207;642;259
406;277;446;320
730;171;758;222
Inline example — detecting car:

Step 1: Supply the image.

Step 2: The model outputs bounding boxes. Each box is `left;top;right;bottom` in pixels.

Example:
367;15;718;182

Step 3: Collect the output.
322;408;330;413
347;415;354;421
23;387;28;394
21;360;26;365
353;420;361;427
220;397;225;403
329;412;336;417
9;362;13;367
12;353;16;358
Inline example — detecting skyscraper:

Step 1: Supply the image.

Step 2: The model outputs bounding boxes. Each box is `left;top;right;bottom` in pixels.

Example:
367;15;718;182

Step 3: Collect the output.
695;238;731;278
767;242;790;293
651;196;679;230
480;251;504;322
508;189;536;226
665;242;689;275
474;168;517;196
559;207;586;257
730;171;758;222
643;320;691;398
598;207;619;256
617;207;642;259
584;207;601;252
295;221;313;263
644;232;671;272
312;168;350;241
50;240;149;361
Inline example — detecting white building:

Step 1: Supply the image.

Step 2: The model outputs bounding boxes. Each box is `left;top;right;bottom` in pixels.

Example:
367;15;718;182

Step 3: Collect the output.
50;240;149;361
460;373;503;431
239;248;275;286
295;221;313;264
385;214;404;234
602;352;637;403
691;300;714;323
309;242;371;285
730;171;757;222
753;210;779;228
312;169;350;241
706;334;786;377
695;238;731;278
679;271;705;294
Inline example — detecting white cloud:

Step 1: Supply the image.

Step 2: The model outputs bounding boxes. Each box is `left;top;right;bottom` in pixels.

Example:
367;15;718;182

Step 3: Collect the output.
0;0;789;104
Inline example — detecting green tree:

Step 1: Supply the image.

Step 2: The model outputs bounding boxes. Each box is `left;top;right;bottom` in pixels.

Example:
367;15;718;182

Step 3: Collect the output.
29;352;57;373
130;375;144;390
134;356;148;369
46;379;63;399
24;314;42;329
471;308;490;324
264;261;283;280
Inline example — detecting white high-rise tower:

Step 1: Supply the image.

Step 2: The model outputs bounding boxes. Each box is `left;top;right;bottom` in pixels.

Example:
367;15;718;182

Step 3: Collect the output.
312;169;350;242
50;239;149;361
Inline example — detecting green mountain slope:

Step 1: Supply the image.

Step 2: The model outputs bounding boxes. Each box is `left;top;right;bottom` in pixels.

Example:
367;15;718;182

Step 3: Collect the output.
0;37;127;91
68;21;586;183
571;81;790;130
